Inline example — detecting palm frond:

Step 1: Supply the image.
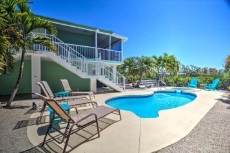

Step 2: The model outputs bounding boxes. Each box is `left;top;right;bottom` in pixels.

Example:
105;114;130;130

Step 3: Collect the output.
27;15;57;35
27;33;56;52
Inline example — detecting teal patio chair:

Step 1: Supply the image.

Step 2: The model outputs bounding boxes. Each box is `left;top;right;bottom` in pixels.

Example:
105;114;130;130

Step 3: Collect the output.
204;78;220;91
188;78;198;88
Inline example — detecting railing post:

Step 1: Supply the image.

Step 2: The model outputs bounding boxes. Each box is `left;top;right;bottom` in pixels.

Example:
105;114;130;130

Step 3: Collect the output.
67;48;70;62
81;58;83;71
102;64;104;76
109;35;111;60
113;65;117;83
95;60;98;75
86;60;88;74
123;76;125;90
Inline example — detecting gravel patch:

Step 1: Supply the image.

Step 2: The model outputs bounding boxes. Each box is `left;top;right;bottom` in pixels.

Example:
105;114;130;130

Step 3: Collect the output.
158;92;230;153
0;95;43;153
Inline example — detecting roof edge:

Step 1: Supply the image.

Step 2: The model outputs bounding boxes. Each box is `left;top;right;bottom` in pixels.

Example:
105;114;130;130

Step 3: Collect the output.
35;14;113;34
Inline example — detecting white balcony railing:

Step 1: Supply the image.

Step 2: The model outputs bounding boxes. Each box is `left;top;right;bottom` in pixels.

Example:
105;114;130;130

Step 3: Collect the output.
67;43;122;62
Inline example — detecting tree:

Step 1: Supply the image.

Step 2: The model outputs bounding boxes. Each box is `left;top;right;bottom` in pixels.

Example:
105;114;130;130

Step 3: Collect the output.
136;56;154;86
161;53;179;80
0;0;19;74
4;0;57;107
224;55;230;71
152;55;162;79
117;57;138;84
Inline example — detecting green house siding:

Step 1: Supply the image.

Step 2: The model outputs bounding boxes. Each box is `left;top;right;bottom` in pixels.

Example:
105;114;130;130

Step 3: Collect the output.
41;61;90;92
0;60;31;95
0;60;90;95
57;30;94;47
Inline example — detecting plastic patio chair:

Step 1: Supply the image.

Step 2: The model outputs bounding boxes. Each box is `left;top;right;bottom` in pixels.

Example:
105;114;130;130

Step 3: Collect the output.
204;78;220;91
188;78;198;88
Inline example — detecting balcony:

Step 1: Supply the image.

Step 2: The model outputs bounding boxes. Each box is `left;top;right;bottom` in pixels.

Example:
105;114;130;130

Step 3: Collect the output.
67;43;122;62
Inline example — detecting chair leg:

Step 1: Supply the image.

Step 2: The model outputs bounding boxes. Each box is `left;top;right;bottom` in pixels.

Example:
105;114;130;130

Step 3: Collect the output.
42;113;55;147
118;110;122;120
39;103;47;123
95;116;100;138
63;125;74;153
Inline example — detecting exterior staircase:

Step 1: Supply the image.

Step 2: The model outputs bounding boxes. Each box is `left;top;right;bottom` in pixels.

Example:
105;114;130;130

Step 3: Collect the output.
33;33;126;92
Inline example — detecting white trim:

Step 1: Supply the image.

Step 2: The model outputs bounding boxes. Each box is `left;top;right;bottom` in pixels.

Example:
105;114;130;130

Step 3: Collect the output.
50;21;95;32
112;33;128;41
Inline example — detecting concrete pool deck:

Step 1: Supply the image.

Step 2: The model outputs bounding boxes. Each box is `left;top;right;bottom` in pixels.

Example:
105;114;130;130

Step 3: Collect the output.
27;89;223;153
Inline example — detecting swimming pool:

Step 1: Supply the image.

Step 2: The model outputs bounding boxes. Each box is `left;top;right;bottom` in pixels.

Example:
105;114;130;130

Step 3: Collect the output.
106;91;196;118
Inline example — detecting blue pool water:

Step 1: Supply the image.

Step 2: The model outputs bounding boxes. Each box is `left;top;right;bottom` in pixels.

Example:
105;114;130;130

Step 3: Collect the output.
106;91;196;118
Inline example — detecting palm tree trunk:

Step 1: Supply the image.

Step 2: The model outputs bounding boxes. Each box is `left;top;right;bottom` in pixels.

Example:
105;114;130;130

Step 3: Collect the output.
162;70;166;81
6;50;25;107
137;73;144;86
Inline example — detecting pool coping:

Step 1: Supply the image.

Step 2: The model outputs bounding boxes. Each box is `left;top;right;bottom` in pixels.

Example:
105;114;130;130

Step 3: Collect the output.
27;89;224;153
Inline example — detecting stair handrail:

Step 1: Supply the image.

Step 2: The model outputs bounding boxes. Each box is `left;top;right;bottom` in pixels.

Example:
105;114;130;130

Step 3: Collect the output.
33;32;86;60
98;61;126;89
33;32;126;90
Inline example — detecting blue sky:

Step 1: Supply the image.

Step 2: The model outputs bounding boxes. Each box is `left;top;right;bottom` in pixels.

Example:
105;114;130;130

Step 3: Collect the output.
30;0;230;69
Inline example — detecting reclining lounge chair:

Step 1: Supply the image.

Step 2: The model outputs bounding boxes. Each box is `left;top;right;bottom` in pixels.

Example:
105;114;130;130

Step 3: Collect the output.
60;79;95;99
34;93;121;153
37;81;98;115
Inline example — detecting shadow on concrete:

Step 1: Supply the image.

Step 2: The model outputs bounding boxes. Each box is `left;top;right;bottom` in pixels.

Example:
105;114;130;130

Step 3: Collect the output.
13;116;47;130
37;117;119;153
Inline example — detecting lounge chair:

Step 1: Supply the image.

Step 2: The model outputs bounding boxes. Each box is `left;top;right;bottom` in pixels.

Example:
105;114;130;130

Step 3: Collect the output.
34;93;121;153
36;81;98;116
60;79;95;99
204;78;220;91
37;81;87;101
188;78;198;88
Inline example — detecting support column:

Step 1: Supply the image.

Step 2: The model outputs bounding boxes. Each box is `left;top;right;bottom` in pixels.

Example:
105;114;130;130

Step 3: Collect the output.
113;65;117;83
95;31;98;75
121;40;123;61
109;35;111;60
90;78;97;93
95;30;98;59
31;55;41;98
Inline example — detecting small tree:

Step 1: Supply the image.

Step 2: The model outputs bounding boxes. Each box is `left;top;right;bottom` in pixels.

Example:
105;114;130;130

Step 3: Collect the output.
136;56;154;86
4;0;57;107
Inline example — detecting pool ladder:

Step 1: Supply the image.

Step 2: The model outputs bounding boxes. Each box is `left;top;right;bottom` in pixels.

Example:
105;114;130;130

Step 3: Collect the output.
157;80;166;90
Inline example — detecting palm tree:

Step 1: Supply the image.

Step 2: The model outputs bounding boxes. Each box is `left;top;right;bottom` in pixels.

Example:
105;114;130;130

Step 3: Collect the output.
152;55;163;81
4;0;57;107
161;53;179;80
0;0;19;74
136;56;154;86
117;57;138;84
